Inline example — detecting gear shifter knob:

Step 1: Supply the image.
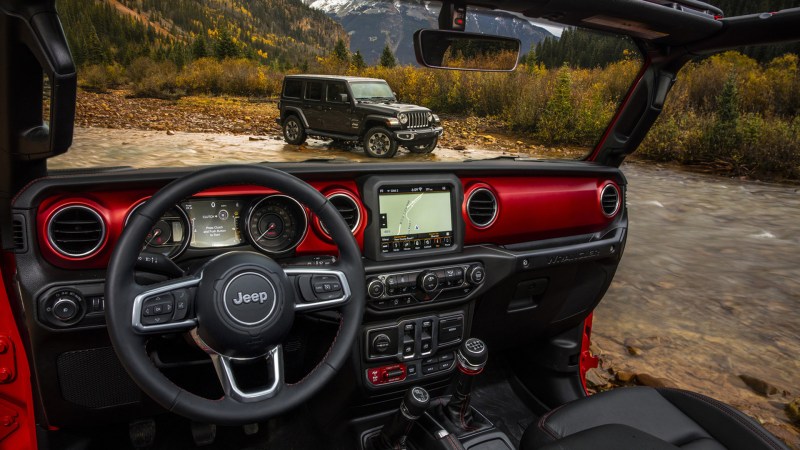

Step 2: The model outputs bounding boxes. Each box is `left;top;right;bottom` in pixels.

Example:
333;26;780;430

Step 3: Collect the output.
377;386;430;449
403;386;431;418
442;338;488;431
456;337;488;374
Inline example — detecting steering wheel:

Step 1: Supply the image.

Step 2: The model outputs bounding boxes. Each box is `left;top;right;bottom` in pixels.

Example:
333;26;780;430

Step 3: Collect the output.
105;165;365;425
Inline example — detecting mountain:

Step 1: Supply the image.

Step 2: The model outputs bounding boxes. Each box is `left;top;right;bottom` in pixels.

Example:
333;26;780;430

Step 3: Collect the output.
59;0;348;67
303;0;554;65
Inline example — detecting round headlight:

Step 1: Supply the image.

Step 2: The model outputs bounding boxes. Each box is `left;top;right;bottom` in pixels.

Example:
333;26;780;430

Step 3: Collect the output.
398;113;408;125
427;112;433;122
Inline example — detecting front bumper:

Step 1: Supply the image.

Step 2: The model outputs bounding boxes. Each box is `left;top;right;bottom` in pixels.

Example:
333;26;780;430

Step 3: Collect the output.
393;126;443;141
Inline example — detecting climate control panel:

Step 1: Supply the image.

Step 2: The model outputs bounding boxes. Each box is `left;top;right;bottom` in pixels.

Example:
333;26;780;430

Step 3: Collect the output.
366;263;485;310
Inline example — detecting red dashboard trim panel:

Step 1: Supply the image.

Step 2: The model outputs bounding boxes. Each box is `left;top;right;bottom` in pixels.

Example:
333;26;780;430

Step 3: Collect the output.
461;177;618;245
36;177;619;270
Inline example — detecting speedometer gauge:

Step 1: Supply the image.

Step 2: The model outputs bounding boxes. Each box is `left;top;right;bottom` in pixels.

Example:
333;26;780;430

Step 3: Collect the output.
246;195;308;254
126;202;191;259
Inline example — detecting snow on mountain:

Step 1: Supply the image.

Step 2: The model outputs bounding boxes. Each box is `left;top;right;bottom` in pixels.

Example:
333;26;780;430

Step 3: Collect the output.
302;0;554;65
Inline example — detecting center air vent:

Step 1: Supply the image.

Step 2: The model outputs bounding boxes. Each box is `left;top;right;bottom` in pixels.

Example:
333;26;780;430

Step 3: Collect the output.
601;184;621;217
321;193;361;235
47;205;106;258
467;188;498;228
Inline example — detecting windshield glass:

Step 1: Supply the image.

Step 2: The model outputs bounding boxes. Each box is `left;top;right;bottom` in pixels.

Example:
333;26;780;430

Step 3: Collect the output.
50;0;643;169
350;82;395;101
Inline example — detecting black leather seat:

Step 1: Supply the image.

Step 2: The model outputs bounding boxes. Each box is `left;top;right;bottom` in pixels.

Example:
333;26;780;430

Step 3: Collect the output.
520;387;789;450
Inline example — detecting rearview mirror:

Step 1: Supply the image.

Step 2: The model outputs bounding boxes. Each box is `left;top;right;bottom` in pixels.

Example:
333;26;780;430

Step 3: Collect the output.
413;29;521;72
340;93;349;103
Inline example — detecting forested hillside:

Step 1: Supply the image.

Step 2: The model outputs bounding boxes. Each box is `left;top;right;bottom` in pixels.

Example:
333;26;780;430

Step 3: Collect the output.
58;0;348;67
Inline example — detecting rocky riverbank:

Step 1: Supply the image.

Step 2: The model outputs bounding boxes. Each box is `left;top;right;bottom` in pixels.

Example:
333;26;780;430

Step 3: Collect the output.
592;162;800;448
74;89;586;159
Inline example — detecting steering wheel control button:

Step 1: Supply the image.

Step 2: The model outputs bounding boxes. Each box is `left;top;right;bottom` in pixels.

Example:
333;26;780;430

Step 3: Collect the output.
222;272;278;326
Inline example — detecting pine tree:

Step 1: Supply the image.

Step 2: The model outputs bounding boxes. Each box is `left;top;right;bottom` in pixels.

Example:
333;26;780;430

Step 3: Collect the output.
191;35;209;59
379;44;396;68
214;28;240;60
351;50;366;70
332;39;350;63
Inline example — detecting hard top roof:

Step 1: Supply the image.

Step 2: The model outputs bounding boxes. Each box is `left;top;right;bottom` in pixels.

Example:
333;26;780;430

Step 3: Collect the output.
284;75;386;83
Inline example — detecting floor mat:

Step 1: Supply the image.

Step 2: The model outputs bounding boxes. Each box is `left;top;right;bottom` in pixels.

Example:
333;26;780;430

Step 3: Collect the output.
470;365;539;447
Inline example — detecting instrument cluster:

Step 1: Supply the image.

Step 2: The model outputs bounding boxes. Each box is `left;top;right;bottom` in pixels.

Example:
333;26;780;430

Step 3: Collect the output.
127;195;308;259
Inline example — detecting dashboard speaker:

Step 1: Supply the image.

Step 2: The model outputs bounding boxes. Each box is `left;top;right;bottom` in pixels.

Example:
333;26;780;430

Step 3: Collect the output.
57;347;141;409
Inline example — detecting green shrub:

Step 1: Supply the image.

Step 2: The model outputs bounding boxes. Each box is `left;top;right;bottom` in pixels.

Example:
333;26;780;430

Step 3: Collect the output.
79;63;125;92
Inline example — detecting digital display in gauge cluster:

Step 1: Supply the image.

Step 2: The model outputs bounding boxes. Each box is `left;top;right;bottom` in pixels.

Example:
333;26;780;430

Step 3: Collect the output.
184;199;243;248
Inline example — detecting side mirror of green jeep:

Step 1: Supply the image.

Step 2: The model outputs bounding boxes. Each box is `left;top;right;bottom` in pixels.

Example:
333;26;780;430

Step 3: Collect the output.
340;93;349;103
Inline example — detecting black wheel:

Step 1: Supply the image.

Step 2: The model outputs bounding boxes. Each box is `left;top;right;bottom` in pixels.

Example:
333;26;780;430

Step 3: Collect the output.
407;137;438;154
363;127;398;158
282;116;306;145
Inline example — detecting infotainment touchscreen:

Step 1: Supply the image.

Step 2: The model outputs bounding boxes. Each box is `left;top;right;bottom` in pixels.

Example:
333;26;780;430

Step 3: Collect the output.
184;199;243;248
378;185;453;253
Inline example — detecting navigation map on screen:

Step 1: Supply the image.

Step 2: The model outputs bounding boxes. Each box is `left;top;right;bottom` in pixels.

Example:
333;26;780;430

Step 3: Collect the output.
378;185;453;253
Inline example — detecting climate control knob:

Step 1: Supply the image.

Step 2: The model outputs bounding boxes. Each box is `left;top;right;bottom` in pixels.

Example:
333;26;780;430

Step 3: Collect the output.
418;271;439;293
467;265;485;285
367;278;385;299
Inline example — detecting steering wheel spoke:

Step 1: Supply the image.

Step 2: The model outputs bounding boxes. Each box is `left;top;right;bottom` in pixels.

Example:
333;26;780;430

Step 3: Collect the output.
210;345;284;403
286;267;352;312
132;276;200;334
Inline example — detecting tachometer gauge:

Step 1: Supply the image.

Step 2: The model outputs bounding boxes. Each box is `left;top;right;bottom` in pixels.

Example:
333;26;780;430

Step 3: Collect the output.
126;202;191;259
246;195;308;254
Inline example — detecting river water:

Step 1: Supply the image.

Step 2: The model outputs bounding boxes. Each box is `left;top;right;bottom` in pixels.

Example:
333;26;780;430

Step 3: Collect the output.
51;128;800;445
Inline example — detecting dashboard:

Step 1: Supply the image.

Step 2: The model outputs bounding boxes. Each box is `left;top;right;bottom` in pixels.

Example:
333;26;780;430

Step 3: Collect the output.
9;161;628;428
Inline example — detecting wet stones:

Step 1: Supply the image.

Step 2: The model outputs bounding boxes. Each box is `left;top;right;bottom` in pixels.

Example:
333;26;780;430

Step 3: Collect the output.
786;398;800;425
739;374;781;397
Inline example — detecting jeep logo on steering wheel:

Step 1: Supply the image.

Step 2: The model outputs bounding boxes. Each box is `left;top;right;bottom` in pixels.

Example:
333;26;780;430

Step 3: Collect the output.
222;272;277;326
231;291;269;305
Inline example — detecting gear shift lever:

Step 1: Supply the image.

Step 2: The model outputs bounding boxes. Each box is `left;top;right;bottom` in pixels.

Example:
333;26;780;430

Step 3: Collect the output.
443;338;488;429
378;386;430;449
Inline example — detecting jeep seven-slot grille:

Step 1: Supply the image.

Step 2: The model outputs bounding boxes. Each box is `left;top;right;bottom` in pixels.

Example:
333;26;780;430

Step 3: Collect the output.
407;112;428;129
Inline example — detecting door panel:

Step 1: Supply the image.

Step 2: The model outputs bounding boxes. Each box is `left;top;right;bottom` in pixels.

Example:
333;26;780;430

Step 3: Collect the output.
303;81;325;129
324;82;354;134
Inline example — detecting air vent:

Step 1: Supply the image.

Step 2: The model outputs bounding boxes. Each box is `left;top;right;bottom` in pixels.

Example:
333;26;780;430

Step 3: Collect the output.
47;205;106;258
11;214;27;253
601;184;621;217
467;188;498;228
321;193;361;235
